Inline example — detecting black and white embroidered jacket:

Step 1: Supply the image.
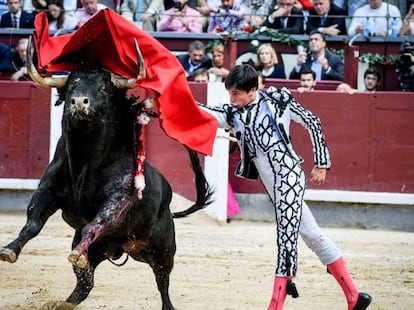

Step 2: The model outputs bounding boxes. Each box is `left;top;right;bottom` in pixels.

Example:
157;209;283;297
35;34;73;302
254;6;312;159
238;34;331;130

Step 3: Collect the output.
199;86;331;179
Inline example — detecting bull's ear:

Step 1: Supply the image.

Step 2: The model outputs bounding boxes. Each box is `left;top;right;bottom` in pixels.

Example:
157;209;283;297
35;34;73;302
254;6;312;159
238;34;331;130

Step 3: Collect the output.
54;88;65;106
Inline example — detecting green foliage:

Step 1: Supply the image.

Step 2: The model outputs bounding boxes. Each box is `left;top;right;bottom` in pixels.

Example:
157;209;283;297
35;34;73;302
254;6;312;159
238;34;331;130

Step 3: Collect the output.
359;52;399;66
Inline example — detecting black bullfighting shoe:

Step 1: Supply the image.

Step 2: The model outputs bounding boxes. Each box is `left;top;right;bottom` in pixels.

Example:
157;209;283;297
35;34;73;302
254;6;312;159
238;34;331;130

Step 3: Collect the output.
353;292;372;310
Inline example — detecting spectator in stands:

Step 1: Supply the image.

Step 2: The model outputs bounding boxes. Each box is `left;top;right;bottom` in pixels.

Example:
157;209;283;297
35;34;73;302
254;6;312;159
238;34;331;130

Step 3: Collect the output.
207;0;249;33
336;67;381;94
306;0;347;36
177;40;213;79
0;38;31;80
71;0;106;29
22;0;78;18
245;0;273;27
336;82;357;94
0;0;34;28
255;43;286;79
158;0;203;32
348;0;402;37
263;0;304;34
162;0;209;30
46;0;76;31
193;68;209;82
399;2;414;36
289;30;344;81
196;0;218;31
10;37;28;81
208;42;229;82
0;38;29;80
120;0;164;31
362;66;381;92
297;68;317;92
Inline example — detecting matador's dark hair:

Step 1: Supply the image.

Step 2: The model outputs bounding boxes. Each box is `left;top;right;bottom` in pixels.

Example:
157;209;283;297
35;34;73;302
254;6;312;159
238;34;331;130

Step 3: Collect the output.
225;64;258;93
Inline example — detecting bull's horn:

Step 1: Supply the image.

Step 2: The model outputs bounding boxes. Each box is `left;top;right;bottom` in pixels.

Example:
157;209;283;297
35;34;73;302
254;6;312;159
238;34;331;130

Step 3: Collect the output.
111;39;146;89
26;36;68;88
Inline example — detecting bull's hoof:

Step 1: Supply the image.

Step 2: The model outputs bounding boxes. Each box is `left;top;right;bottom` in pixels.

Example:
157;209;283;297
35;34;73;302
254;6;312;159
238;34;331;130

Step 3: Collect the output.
0;247;17;263
68;249;88;268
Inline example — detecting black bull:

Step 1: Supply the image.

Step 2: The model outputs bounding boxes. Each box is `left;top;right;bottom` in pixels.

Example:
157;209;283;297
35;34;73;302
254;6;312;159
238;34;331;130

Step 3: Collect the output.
0;68;213;310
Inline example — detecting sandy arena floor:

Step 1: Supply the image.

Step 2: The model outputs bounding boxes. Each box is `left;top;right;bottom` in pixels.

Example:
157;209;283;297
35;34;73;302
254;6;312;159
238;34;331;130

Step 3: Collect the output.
0;194;413;310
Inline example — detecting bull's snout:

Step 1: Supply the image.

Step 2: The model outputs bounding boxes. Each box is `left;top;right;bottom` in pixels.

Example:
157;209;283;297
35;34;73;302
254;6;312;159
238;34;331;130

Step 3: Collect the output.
71;96;90;108
68;96;92;118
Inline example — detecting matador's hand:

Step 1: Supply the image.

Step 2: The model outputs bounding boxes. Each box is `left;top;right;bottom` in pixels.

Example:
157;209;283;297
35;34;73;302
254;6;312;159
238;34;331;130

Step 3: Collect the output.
310;167;326;185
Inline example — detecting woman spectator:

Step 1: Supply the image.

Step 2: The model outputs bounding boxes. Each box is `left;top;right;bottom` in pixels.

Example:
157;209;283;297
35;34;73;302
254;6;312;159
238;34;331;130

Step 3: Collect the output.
255;43;286;79
208;42;229;82
47;0;76;31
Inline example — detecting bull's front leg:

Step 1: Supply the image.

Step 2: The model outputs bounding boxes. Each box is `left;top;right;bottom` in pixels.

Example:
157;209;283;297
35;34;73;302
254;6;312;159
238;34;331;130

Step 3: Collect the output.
68;193;132;268
65;231;109;305
0;188;59;263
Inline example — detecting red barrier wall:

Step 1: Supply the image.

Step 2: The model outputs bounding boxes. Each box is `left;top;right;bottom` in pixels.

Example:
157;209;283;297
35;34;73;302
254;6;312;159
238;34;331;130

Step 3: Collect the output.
1;81;413;199
0;81;50;179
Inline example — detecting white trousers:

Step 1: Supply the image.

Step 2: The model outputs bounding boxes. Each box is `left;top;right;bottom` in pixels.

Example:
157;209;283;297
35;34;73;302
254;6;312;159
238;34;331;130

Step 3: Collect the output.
254;142;340;276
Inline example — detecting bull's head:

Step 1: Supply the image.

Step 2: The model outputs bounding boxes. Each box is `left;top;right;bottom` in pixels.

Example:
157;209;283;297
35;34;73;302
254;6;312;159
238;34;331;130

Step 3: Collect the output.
26;36;146;89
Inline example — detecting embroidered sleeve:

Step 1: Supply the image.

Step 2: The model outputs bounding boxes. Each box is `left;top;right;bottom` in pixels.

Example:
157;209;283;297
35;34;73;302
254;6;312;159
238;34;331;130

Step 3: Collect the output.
197;102;232;129
282;88;331;168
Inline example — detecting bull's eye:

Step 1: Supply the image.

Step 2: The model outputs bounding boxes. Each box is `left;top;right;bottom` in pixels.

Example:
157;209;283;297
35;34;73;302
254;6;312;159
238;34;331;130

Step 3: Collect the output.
101;86;107;93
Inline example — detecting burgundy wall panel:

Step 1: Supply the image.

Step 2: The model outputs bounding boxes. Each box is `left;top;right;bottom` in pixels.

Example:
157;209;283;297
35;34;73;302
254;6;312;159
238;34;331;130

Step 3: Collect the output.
0;82;50;179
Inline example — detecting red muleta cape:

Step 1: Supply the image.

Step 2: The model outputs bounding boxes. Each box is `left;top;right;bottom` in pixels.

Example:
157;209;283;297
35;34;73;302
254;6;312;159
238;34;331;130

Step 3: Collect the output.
33;9;217;156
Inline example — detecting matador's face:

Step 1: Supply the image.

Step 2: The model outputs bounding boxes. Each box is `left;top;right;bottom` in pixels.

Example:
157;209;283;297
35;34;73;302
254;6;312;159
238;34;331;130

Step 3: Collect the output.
227;87;257;109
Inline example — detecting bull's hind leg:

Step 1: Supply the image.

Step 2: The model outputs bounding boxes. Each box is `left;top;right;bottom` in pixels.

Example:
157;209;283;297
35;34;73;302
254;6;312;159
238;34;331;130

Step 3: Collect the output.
148;222;177;310
152;258;175;310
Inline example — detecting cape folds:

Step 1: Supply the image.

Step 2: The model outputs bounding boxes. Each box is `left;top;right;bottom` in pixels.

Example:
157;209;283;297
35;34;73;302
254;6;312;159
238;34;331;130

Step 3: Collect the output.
32;9;217;155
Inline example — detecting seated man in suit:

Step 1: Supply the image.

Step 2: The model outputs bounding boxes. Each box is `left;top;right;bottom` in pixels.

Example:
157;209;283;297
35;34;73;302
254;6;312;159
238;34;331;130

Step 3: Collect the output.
306;0;346;36
263;0;304;34
0;0;34;28
289;30;344;81
0;38;29;80
176;40;212;79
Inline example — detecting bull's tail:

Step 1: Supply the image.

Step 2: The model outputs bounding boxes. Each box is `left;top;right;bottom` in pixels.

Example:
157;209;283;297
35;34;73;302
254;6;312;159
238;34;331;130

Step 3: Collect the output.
172;147;214;218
